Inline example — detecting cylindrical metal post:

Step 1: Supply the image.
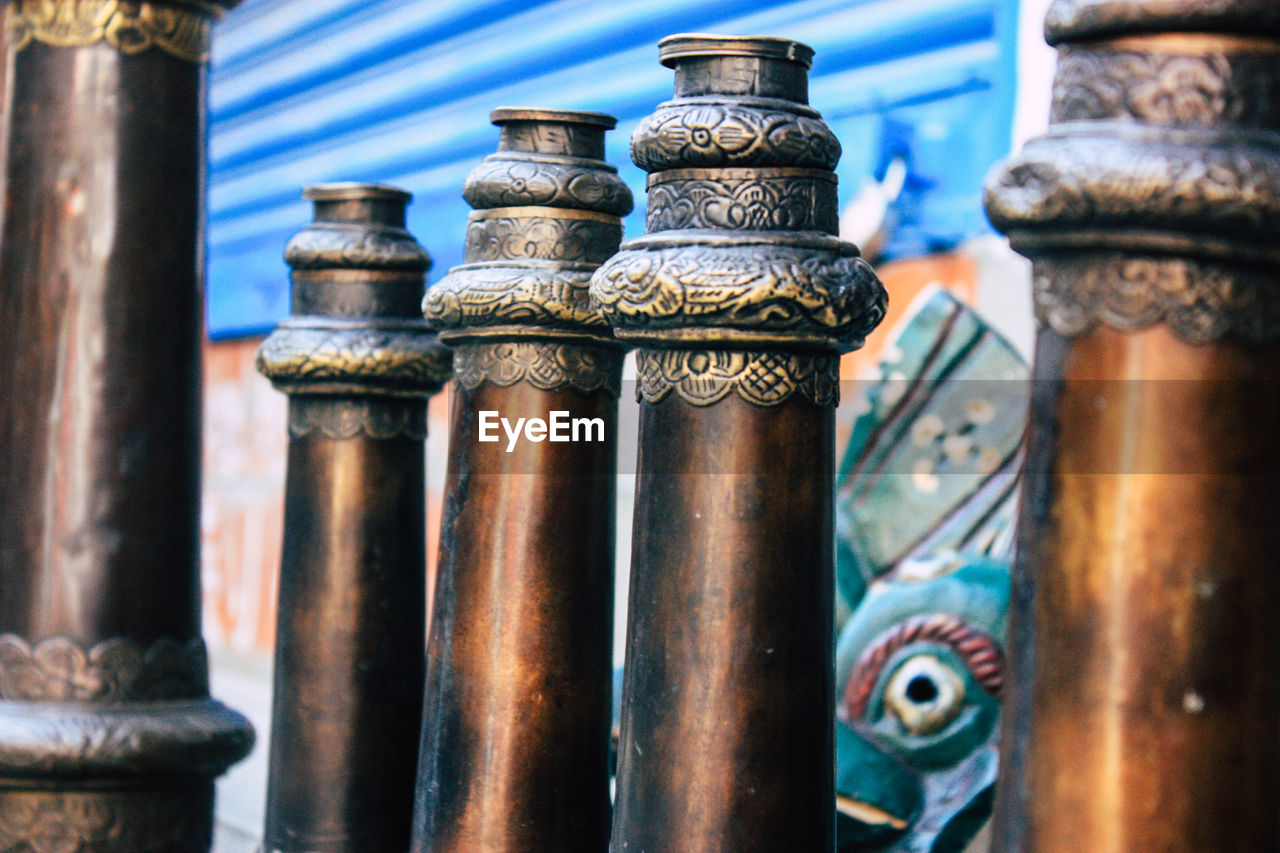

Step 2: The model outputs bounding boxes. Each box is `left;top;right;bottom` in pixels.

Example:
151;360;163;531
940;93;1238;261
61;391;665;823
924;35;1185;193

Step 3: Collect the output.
985;1;1280;849
0;3;253;848
256;184;451;853
591;35;886;852
412;108;632;852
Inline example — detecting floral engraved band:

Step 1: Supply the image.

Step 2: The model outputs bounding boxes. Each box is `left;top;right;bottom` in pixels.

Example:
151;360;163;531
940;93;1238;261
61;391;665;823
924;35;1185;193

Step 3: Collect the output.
464;207;624;265
646;168;838;234
630;103;842;172
258;184;451;439
463;157;633;215
6;0;230;63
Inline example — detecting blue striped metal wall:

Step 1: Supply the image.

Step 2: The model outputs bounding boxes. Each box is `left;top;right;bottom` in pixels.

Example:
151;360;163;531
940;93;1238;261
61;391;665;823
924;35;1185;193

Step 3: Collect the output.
207;0;1018;338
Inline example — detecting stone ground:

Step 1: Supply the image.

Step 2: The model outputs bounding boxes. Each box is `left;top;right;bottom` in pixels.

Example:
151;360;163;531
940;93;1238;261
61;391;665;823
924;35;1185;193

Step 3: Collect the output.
210;647;272;852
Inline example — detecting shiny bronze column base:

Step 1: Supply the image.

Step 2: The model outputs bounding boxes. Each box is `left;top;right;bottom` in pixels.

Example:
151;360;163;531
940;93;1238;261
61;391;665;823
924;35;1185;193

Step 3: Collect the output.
985;1;1280;849
258;186;450;853
414;108;631;853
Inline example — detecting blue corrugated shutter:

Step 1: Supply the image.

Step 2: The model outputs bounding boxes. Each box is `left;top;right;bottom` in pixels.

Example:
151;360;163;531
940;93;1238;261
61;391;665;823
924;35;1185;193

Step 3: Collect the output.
207;0;1017;338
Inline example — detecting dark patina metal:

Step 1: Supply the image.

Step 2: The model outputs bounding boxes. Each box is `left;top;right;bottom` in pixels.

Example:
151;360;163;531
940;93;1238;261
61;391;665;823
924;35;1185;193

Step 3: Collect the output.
985;1;1280;850
0;1;252;849
591;35;886;852
412;108;631;853
255;183;451;853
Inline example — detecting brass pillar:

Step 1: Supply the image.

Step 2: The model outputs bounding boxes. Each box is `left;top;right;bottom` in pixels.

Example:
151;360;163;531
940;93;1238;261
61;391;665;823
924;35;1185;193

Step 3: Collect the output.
412;109;632;852
592;35;886;851
985;0;1280;849
0;2;253;849
256;184;450;853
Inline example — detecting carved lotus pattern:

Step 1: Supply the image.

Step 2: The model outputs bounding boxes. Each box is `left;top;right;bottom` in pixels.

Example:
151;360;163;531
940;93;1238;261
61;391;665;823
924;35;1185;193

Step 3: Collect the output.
637;349;838;407
464;216;620;265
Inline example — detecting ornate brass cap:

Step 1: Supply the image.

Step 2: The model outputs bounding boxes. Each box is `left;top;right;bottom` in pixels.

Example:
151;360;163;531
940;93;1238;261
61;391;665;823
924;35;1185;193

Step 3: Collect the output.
591;34;885;355
1044;0;1280;44
257;183;451;398
985;0;1280;344
658;33;815;68
424;107;633;344
285;183;431;271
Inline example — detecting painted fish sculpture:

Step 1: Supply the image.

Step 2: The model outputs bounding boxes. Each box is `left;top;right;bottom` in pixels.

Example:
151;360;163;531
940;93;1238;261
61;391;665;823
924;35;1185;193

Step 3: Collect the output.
833;287;1027;852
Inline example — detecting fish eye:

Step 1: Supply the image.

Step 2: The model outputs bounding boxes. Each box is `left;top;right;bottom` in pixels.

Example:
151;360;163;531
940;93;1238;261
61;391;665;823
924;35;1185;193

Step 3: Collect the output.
883;655;966;736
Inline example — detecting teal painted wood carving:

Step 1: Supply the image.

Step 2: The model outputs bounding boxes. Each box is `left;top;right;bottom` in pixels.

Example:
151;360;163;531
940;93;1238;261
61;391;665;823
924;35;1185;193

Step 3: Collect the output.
833;288;1027;852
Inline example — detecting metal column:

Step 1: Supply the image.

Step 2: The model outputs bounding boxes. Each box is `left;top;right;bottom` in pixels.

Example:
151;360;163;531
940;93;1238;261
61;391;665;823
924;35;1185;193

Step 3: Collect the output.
256;183;450;853
0;2;252;848
413;108;631;852
985;0;1280;848
592;35;887;852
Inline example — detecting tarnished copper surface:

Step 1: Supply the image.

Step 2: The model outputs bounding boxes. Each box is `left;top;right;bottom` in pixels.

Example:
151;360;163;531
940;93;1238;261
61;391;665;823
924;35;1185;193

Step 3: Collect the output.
257;184;449;853
591;35;885;852
985;1;1280;850
413;109;630;853
0;3;251;849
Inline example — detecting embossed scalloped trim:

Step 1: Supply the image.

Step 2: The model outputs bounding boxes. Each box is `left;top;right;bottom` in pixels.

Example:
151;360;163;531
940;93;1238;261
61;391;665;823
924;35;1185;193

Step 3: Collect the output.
0;635;208;702
452;341;623;396
630;103;841;172
589;242;885;351
0;788;213;853
637;348;839;407
1033;252;1280;345
425;265;608;333
256;325;452;395
288;397;428;441
7;0;213;63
